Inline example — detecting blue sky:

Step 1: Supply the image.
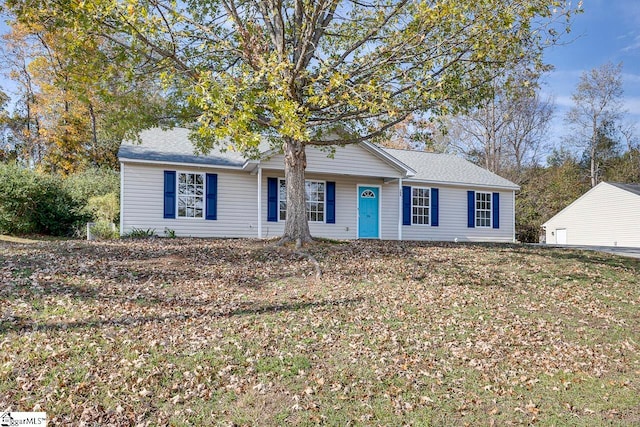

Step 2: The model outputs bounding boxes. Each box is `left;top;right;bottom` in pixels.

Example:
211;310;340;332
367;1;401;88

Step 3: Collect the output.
1;1;638;155
542;0;640;149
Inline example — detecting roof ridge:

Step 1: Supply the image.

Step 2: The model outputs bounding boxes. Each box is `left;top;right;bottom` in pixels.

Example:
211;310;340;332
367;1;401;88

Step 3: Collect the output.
380;146;457;156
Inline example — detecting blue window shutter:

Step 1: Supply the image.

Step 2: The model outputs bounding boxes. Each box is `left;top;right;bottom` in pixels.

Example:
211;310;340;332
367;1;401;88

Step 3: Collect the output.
205;173;218;220
492;192;500;229
163;171;176;219
326;181;336;224
431;188;439;227
402;186;411;225
467;191;475;228
267;177;278;222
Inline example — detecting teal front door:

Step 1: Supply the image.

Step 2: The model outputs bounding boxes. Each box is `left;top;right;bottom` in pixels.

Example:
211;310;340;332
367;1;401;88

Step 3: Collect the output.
358;186;379;239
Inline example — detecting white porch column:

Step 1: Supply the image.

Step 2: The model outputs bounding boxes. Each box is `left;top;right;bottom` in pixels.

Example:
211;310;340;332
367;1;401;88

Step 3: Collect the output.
398;178;403;241
257;166;263;239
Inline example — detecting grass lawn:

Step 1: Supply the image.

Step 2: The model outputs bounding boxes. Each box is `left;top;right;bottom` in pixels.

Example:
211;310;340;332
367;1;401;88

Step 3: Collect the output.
1;238;639;426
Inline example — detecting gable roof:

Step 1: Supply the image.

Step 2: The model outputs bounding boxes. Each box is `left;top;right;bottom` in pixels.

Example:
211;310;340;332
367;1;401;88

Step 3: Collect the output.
542;181;640;227
118;128;516;190
608;182;640;197
382;148;519;190
118;127;414;176
118;127;256;168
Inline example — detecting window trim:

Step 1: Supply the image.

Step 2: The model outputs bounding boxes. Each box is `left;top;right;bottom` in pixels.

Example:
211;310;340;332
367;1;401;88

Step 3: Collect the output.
277;178;327;223
410;186;431;226
475;191;492;228
176;171;206;219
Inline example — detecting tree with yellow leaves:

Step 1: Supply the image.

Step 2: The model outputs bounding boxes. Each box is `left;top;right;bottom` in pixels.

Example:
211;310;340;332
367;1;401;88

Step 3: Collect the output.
6;0;580;244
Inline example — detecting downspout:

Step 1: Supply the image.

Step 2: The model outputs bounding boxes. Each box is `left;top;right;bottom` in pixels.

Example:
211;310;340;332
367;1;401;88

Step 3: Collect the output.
513;190;516;243
119;162;124;236
398;178;403;241
257;166;263;239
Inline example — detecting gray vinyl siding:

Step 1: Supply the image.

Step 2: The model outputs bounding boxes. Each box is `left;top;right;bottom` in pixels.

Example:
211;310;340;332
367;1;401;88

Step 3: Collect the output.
121;162;259;238
260;144;403;178
544;183;640;247
401;184;516;243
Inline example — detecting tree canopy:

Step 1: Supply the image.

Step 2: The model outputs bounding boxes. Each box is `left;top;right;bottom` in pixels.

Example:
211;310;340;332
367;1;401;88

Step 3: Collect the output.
5;0;578;243
437;68;554;181
565;62;625;187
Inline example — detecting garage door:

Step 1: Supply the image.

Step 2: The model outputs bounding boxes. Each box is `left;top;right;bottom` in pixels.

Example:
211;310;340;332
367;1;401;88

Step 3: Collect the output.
556;229;567;244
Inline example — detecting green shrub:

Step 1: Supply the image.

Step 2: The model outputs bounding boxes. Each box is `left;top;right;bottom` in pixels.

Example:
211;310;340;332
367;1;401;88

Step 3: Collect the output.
63;167;119;203
125;227;156;238
87;193;119;223
89;220;119;240
0;163;86;236
63;167;120;222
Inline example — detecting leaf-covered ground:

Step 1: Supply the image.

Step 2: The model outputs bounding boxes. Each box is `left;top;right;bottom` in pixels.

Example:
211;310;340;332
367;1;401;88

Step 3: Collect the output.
1;238;639;426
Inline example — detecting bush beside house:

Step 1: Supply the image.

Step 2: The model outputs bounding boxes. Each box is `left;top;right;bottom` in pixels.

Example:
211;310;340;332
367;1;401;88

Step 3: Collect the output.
0;164;119;237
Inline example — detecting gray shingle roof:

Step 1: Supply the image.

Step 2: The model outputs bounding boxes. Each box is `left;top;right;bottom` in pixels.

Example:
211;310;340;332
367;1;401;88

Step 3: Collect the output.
608;182;640;197
119;128;518;190
381;148;519;190
118;127;252;167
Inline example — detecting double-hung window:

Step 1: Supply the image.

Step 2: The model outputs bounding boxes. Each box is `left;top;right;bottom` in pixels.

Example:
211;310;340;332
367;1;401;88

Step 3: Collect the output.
278;180;287;221
279;179;326;222
475;191;492;227
177;172;204;218
411;187;430;225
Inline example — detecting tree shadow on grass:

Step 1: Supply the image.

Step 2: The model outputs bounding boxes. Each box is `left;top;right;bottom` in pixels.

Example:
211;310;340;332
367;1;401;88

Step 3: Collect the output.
0;297;364;334
2;239;323;299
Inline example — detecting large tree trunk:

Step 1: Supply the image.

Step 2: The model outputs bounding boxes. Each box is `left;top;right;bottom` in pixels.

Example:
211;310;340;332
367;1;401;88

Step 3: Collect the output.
281;137;312;246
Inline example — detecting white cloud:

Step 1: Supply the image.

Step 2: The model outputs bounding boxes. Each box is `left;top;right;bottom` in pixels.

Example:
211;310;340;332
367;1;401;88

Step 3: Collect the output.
623;97;640;116
621;35;640;53
617;30;636;41
554;95;575;109
622;72;640;85
548;95;640;116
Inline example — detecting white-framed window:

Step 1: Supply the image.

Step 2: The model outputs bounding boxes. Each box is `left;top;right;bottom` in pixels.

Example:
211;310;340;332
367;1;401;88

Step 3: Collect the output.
411;187;430;225
475;191;492;227
177;172;204;218
279;179;287;221
279;178;326;222
306;180;325;222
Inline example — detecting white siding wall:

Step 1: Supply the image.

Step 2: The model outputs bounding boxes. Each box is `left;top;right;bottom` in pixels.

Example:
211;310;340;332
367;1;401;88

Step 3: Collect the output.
121;164;516;243
121;162;260;238
544;183;640;247
260;172;402;240
381;182;401;240
260;144;403;178
401;184;516;243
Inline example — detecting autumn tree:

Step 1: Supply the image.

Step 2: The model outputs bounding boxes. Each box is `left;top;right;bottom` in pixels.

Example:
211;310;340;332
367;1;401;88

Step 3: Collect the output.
0;88;15;162
516;149;588;242
600;122;640;184
0;25;46;167
1;21;172;172
377;115;445;152
6;0;578;244
565;62;626;188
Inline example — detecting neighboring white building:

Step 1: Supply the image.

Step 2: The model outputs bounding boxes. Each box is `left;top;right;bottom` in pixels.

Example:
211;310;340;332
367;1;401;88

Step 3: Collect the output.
118;127;519;241
543;182;640;247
